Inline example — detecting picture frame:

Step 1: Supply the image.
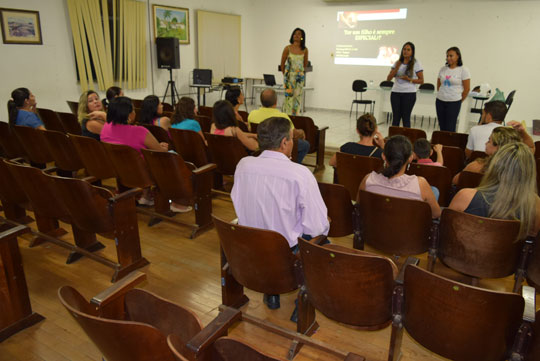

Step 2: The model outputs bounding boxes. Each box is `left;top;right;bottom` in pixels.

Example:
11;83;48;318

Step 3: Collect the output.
0;8;42;45
152;4;189;44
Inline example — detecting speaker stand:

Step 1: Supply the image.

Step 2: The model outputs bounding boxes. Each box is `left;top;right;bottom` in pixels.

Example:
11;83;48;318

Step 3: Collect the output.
162;68;180;108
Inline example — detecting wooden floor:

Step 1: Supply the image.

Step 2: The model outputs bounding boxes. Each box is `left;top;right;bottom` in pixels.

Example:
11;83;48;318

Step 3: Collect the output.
0;153;525;361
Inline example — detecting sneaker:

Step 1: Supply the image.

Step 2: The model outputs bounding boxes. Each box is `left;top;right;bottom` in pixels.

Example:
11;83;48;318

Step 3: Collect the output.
170;204;192;213
263;294;280;310
137;197;154;206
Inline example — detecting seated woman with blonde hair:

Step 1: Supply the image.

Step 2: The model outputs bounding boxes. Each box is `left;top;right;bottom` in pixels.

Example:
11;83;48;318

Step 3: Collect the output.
78;90;107;140
449;142;540;239
210;100;258;152
358;135;441;218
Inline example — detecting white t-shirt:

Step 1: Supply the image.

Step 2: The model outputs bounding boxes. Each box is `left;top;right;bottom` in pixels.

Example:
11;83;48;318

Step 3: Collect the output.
391;60;423;93
437;65;471;102
466;122;503;151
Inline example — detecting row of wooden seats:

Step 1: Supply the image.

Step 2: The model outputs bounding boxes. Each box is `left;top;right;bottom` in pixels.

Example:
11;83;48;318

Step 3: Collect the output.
318;182;540;293
0;124;215;238
213;215;539;360
36;107;82;135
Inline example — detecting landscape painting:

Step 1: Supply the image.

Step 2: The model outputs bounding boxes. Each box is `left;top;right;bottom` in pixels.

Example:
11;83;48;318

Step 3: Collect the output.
152;4;189;44
0;8;42;45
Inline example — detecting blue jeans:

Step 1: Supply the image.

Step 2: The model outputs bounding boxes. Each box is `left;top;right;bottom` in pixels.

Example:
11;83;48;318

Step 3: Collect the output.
436;99;461;132
391;92;416;128
296;139;310;164
431;186;440;201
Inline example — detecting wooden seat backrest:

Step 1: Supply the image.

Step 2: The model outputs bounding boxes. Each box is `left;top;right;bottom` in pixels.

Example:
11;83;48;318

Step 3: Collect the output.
37;107;65;132
407;163;452;206
438;145;465;176
141;124;173;149
388;126;426;144
162;103;174;112
535;141;540;159
169;128;209;168
131;99;143;108
205;133;248;176
46;173;114;233
0;122;27;159
527;310;540;360
456;170;484;190
57;111;82;135
318;182;353;237
249;122;259;134
101;142;153;189
212;215;300;294
526;240;540;292
237;110;249;123
141;149;194;200
70;134;117;180
335;153;383;200
290;115;317;153
214;337;285;361
356;190;432;255
438;208;522;278
469;150;487;162
13;125;54;165
58;286;176;361
66;100;79;115
198;105;213;118
5;160;69;220
403;265;524;361
194;115;211;133
299;239;396;328
431;130;469;150
0;159;29;206
42;129;84;172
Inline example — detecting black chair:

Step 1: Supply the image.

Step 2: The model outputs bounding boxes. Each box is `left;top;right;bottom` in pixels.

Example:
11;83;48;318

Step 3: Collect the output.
506;90;516;115
380;80;393;88
419;83;435;91
350;80;375;119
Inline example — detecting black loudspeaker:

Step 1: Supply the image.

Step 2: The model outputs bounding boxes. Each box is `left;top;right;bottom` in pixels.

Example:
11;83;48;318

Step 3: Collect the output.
156;37;180;69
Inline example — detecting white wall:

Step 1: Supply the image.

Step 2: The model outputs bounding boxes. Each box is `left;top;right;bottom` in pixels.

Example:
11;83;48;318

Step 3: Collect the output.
1;0;539;124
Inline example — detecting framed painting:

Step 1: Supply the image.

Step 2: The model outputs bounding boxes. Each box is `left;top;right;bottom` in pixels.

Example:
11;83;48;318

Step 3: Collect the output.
0;8;42;45
152;4;189;44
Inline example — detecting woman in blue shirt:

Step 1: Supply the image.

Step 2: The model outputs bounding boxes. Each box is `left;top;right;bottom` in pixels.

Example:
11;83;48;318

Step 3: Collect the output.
8;88;44;129
171;97;206;144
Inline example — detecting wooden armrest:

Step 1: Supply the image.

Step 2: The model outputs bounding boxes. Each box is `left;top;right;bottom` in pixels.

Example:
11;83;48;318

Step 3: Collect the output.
110;187;143;203
344;352;366;361
522;286;536;322
81;176;98;183
395;257;419;284
307;235;327;245
90;271;147;307
193;163;217;175
185;161;196;171
318;126;329;132
9;157;26;163
186;306;242;355
0;224;30;243
43;165;58;174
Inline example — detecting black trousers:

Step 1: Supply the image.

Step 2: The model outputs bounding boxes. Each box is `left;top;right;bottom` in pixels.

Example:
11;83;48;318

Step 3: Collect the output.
391;92;416;128
436;98;462;132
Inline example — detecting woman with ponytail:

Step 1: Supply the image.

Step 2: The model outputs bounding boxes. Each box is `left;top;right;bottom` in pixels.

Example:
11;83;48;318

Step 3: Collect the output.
7;88;44;129
358;135;441;218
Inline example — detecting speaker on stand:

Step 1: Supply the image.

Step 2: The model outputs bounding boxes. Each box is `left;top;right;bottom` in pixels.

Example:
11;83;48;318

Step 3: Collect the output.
156;37;180;108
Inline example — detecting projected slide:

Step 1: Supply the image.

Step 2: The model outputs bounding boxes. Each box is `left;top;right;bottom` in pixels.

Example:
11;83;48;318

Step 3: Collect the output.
335;9;407;66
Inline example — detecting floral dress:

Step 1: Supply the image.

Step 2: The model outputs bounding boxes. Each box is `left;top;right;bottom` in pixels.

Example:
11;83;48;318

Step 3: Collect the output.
283;47;306;115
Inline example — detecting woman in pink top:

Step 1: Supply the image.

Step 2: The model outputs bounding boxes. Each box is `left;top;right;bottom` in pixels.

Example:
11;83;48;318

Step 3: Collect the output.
358;135;441;218
101;97;190;212
210;100;258;152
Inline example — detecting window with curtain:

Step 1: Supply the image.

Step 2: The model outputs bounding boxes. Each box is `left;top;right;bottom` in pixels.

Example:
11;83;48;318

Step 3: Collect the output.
67;0;147;91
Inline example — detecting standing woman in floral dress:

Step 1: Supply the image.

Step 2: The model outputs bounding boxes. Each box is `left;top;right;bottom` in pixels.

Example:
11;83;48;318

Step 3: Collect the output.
281;28;308;115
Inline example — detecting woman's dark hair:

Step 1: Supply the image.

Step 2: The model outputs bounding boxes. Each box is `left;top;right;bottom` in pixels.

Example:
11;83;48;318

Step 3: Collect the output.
399;42;416;77
225;86;242;106
138;95;160;125
212;100;237;130
446;46;463;66
8;87;30;126
102;86;123;108
356;114;377;137
172;97;196;125
382;135;412;178
107;96;133;125
289;28;306;50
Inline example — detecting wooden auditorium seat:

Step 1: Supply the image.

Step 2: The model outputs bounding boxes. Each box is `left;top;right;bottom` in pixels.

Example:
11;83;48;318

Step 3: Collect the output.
42;129;85;177
162;102;174;112
205;133;249;189
431;130;469;150
56;111;82;135
290;115;328;171
388;126;426;144
198;105;213;118
430;208;529;292
388;264;535;361
0;122;27;159
141;149;216;238
169;128;209;168
0;224;44;341
194;114;212;133
527;237;540;292
0;158;34;225
468;150;487;162
335;152;383;200
407;163;452;207
12;125;55;168
37;107;65;132
66;100;79;115
318;182;353;237
437;145;465;176
141;124;174;150
70;134;119;187
355;190;435;256
456;170;484;190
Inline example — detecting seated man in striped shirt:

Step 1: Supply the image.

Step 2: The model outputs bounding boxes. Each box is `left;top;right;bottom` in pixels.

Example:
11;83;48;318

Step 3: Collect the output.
231;117;329;311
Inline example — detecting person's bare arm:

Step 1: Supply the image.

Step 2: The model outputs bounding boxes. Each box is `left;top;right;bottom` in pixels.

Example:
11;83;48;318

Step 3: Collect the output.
236;128;258;151
507;120;535;152
433;144;443;165
303;48;309;69
461;79;471;102
418;177;441;218
329;153;337;167
144;132;168;152
88;111;107;121
436;78;441;91
387;61;401;81
280;46;289;74
86;119;104;134
448;188;477;212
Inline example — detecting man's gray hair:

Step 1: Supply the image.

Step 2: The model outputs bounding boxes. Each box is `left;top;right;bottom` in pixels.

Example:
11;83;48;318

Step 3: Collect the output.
257;117;291;150
260;88;277;108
